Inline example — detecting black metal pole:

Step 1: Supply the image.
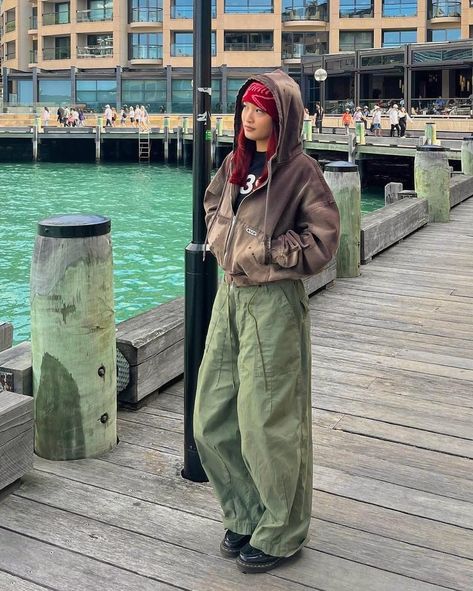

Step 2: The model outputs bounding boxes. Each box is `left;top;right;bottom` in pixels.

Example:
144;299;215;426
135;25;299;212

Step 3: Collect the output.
182;0;217;482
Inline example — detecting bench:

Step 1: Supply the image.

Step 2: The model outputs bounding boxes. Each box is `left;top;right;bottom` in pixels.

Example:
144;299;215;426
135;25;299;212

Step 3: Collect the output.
116;298;185;405
0;391;34;492
361;198;429;263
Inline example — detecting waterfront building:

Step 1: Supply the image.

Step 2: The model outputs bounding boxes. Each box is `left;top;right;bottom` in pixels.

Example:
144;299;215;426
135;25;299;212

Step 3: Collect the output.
0;0;472;113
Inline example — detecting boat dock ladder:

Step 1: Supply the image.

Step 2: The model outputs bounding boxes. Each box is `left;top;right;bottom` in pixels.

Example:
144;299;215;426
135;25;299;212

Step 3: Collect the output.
138;129;151;162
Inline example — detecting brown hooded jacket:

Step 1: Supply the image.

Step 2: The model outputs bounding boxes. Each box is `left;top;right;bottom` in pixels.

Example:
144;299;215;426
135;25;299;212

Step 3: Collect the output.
204;69;340;286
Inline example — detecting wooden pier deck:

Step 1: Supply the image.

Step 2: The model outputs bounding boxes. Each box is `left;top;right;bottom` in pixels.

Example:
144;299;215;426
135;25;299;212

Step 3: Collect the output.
1;200;472;590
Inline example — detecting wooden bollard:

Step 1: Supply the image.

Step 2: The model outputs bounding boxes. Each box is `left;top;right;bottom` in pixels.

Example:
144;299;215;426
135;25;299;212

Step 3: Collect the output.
303;119;312;142
414;145;450;222
216;116;223;136
324;161;361;277
182;116;189;134
31;214;117;460
425;121;437;146
461;136;473;175
355;121;365;145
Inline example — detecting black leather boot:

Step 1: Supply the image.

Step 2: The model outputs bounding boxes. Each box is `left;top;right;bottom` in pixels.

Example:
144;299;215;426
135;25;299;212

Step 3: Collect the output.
219;530;252;559
236;543;284;573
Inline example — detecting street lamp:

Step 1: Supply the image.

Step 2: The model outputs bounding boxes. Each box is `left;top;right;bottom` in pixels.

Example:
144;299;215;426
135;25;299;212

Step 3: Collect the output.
313;68;327;132
314;68;327;83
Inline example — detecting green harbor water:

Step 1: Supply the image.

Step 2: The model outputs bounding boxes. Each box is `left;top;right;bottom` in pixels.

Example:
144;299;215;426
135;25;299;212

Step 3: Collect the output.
1;162;384;344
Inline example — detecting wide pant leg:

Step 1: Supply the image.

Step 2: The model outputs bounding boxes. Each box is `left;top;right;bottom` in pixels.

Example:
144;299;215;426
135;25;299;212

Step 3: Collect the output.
194;280;312;557
194;283;264;533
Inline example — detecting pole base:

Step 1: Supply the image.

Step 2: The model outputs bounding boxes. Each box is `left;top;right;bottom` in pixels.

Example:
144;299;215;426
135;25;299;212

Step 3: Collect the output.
181;447;208;482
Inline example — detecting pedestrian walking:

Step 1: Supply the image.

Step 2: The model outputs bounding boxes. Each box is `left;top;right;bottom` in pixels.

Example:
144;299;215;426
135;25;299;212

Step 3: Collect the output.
371;104;382;136
314;102;324;133
341;108;353;133
194;70;340;575
42;106;50;127
388;104;401;137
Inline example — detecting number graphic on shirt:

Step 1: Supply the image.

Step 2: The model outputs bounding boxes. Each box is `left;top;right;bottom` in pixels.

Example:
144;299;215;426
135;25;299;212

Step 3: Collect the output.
240;174;256;196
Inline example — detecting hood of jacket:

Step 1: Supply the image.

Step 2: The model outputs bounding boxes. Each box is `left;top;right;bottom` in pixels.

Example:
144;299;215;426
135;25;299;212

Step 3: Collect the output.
233;69;304;166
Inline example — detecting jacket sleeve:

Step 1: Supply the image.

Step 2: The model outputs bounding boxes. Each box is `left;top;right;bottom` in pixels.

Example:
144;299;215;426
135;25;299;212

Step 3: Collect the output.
203;154;232;229
270;168;340;275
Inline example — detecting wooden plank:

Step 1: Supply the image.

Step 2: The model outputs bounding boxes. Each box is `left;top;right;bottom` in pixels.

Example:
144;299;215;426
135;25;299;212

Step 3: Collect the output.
0;494;313;591
0;322;13;353
0;392;34;491
0;571;53;590
116;298;184;366
0;529;183;591
314;465;473;528
0;342;32;396
361;198;429;263
303;257;336;296
335;415;473;458
450;174;473;208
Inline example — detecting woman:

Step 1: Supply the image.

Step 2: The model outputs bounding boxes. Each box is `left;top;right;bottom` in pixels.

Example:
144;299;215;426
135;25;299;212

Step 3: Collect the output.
398;106;412;137
341;108;353;133
371;104;382;136
388;104;400;137
194;70;340;574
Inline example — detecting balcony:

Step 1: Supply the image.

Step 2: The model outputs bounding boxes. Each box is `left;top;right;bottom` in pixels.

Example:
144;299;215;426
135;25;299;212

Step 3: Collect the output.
282;4;328;22
428;0;461;18
5;21;16;33
43;47;71;60
77;8;113;22
282;42;327;59
130;7;163;23
29;49;38;62
43;12;71;25
77;44;113;58
224;42;273;51
29;15;38;29
129;45;163;63
171;43;193;57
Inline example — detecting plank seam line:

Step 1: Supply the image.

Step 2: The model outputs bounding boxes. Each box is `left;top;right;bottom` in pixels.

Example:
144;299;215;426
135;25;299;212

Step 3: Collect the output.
0;524;192;591
0;567;58;591
30;465;219;521
270;571;324;591
118;416;184;436
311;514;473;562
302;545;463;590
116;432;182;454
332;416;473;451
335;426;473;460
313;488;473;532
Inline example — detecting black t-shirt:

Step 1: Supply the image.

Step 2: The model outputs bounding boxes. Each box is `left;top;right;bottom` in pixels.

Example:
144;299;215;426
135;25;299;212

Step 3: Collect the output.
234;151;266;213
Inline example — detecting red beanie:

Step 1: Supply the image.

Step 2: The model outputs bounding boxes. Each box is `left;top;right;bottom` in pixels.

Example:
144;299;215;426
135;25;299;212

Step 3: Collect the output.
242;82;278;121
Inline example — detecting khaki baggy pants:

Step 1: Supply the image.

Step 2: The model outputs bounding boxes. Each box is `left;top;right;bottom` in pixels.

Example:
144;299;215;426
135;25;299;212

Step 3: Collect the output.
194;279;313;557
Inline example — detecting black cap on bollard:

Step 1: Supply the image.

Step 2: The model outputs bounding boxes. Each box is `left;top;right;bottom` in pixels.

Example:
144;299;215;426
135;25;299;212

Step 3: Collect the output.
325;161;358;173
416;145;446;152
38;214;111;238
463;136;473;141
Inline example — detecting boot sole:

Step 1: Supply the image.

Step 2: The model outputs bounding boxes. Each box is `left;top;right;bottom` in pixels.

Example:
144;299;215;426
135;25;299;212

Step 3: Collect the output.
235;556;283;574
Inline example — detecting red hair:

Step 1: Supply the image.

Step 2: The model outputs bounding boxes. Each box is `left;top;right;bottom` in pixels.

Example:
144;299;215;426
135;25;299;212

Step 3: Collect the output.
229;123;279;187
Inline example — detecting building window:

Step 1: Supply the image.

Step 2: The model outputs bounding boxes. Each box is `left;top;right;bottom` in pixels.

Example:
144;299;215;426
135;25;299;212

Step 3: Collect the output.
5;41;16;60
171;79;193;113
428;1;461;18
224;0;273;13
224;31;273;51
428;28;461;41
76;79;117;110
129;33;163;59
382;30;416;47
339;0;373;18
129;0;162;23
38;79;71;104
382;0;417;16
227;79;246;112
43;2;70;25
282;32;328;59
5;9;16;32
339;31;373;51
122;79;166;112
171;31;216;56
77;1;113;22
170;0;216;18
282;0;328;21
